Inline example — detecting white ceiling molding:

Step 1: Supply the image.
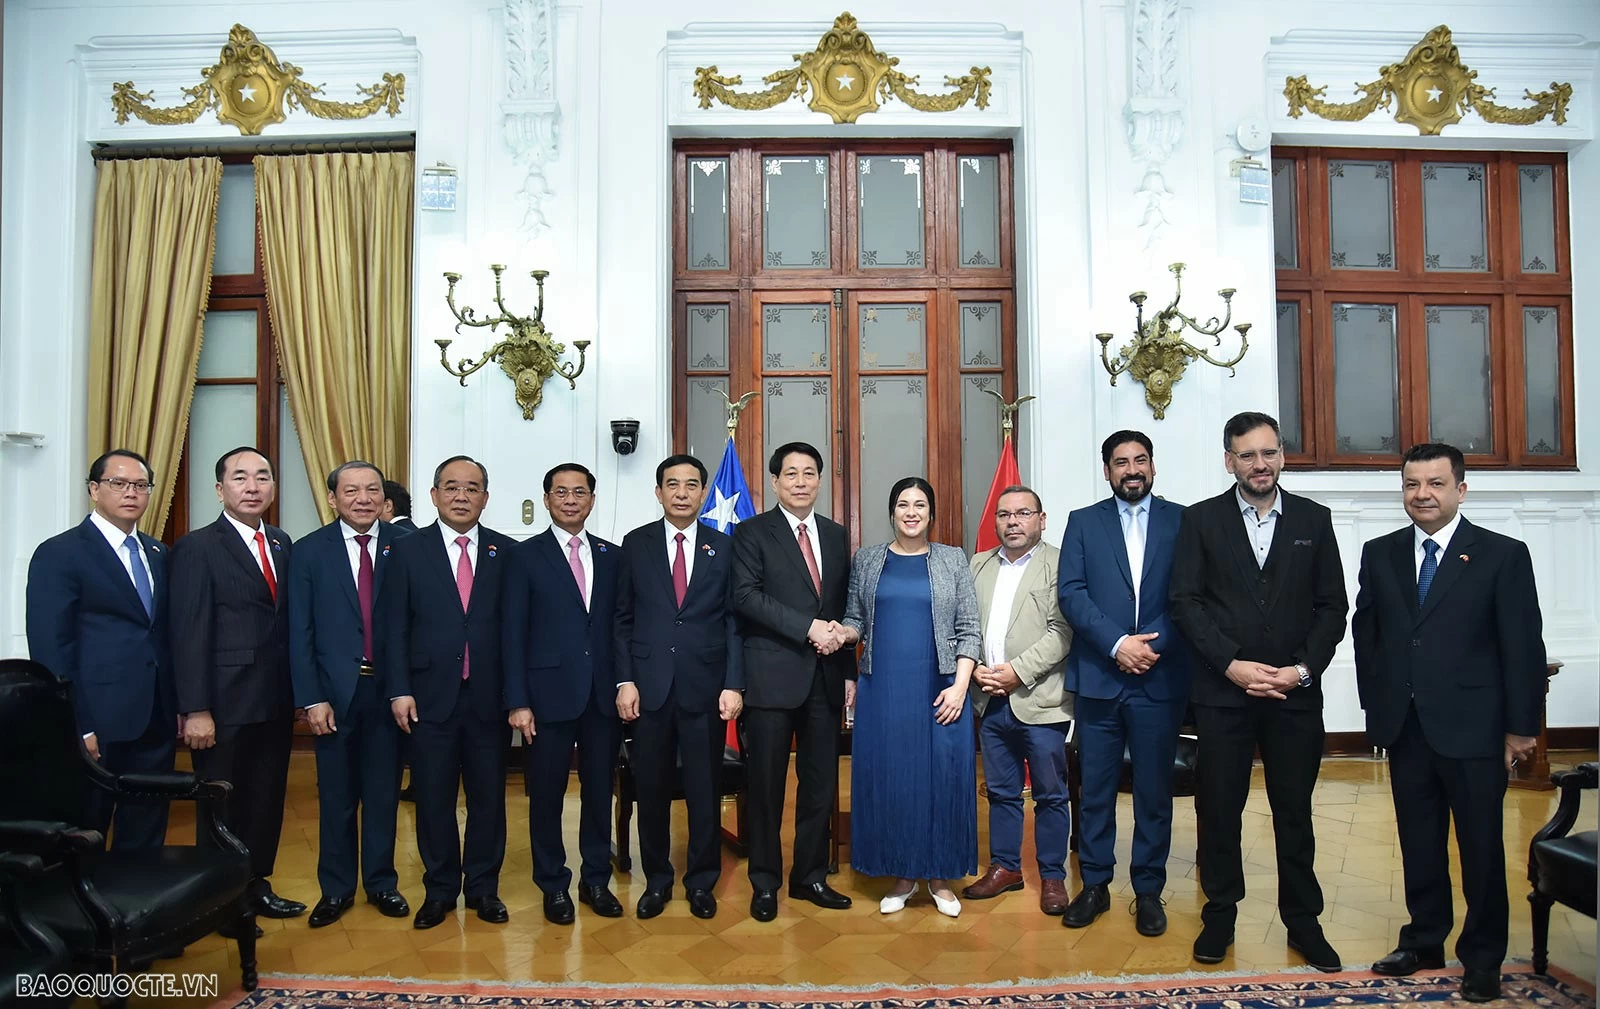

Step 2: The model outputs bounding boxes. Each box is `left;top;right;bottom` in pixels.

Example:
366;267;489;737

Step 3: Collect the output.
503;0;561;234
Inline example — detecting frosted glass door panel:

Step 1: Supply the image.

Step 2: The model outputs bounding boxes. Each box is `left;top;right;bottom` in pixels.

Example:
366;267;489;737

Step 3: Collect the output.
858;156;924;268
957;156;1000;268
1276;303;1303;453
960;303;1002;367
1422;163;1488;271
763;157;829;269
187;386;256;524
687;158;730;271
1331;302;1399;452
198;310;259;379
762;304;830;371
1272;159;1298;269
1328;160;1395;270
960;375;1002;552
1523;308;1561;455
1424;306;1493;453
1518;166;1558;273
763;379;834;516
214;165;257;276
686;377;730;463
859;304;926;371
858;377;927;546
687;305;729;370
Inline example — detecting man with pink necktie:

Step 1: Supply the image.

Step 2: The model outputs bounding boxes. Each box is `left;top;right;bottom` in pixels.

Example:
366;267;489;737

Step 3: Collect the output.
379;455;515;930
504;463;625;924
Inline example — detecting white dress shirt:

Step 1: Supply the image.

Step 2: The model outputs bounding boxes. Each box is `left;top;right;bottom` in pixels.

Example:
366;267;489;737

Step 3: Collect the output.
556;526;594;609
984;546;1036;667
778;505;823;582
224;511;278;580
1237;487;1283;569
1110;497;1151;658
1413;511;1463;581
341;521;379;584
664;518;698;582
89;510;153;590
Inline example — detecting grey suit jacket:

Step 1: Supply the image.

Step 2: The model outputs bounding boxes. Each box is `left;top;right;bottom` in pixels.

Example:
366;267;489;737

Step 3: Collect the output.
843;542;981;679
969;542;1074;725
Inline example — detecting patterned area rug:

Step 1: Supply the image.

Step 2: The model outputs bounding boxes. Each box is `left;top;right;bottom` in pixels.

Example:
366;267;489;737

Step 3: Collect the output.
214;967;1596;1008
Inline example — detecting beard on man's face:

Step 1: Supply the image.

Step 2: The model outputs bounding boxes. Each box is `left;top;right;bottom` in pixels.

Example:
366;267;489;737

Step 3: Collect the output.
1112;474;1152;503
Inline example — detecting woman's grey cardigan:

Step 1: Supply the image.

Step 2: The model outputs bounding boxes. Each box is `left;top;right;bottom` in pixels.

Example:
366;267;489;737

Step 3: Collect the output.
842;541;982;678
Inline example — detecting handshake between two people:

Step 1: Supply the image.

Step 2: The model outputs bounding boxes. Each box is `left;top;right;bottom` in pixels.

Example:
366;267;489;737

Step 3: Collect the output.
808;618;855;655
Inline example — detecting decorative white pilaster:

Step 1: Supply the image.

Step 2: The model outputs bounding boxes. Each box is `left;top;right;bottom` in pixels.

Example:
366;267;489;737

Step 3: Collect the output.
1123;0;1184;252
502;0;561;235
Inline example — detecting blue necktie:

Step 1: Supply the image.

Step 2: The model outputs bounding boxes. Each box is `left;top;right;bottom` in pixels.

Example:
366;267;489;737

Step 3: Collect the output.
124;535;154;620
1417;538;1439;606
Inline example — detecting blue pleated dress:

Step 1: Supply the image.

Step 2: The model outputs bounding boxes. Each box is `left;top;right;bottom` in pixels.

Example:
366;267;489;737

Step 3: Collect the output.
849;550;978;880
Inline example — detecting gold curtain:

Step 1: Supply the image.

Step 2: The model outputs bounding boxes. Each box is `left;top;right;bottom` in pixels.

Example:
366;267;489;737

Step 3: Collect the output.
86;157;223;537
254;152;413;523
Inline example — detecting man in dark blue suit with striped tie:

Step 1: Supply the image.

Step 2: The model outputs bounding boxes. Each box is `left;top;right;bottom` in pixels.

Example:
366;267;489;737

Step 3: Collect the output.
26;448;176;850
290;460;412;927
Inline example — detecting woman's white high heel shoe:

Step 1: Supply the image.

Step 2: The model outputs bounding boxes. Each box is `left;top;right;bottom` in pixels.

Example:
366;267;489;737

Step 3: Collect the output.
931;889;962;918
879;882;919;914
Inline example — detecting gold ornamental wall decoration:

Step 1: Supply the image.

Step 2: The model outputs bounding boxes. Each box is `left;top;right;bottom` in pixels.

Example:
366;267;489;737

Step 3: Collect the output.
1284;25;1570;137
111;24;406;137
693;12;991;124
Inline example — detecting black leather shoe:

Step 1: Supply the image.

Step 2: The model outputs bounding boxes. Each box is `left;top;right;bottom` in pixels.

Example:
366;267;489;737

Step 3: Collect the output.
543;890;576;925
366;890;410;918
787;881;852;909
308;894;355;928
578;885;623;918
1287;929;1343;972
465;894;508;923
636;888;671;919
1062;883;1111;928
1372;947;1446;976
413;899;453;929
254;891;308;918
750;889;778;921
1460;968;1501;1003
1133;894;1167;937
1193;920;1235;964
687;889;717;919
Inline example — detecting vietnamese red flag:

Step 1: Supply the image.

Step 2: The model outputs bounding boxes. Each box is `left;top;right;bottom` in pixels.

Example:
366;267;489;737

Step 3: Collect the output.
974;435;1022;554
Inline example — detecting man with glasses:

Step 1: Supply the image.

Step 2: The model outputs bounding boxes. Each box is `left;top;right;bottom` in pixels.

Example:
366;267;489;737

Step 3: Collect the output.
504;463;625;924
170;446;304;928
1170;413;1348;971
27;449;176;850
964;485;1074;914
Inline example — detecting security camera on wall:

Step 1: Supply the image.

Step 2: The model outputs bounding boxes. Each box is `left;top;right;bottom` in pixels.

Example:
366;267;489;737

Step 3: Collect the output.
611;418;640;456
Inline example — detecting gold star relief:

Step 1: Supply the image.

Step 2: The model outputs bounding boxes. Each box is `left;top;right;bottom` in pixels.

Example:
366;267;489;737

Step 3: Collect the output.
836;72;856;91
238;83;258;103
1425;86;1443;104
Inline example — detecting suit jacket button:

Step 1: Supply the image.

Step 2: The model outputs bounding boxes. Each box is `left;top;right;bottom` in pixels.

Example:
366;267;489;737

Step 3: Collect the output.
1412;638;1422;647
456;653;463;661
676;619;683;626
669;646;676;654
1128;592;1135;601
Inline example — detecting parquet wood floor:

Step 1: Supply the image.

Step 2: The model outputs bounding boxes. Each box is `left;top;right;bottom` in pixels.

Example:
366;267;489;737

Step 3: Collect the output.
130;750;1595;1005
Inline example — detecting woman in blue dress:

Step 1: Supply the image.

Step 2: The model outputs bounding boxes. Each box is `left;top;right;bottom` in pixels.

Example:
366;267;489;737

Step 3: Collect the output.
838;477;981;917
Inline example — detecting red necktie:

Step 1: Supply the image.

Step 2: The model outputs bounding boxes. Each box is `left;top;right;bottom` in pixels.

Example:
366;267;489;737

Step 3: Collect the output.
455;535;474;679
355;534;375;661
672;532;688;608
797;522;822;596
253;530;277;602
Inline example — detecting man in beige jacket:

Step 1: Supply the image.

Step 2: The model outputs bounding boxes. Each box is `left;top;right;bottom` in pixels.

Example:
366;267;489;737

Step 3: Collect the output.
965;485;1074;914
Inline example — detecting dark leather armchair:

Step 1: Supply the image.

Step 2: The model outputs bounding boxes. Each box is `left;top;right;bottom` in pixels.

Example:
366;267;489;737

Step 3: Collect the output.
0;659;258;1001
612;720;748;872
1528;761;1597;974
0;850;74;1006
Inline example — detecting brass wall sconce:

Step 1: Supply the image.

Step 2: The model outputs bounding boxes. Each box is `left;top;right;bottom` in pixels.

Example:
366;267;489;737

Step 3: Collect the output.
437;266;590;420
1096;263;1250;420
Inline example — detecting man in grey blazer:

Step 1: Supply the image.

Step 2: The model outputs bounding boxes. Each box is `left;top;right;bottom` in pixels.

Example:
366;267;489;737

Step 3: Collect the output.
963;486;1074;914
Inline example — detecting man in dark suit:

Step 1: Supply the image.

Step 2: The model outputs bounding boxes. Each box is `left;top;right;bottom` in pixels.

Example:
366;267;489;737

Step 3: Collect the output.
505;463;625;924
380;455;513;930
289;460;411;928
383;480;417;532
26;448;176;850
1353;443;1545;1004
731;441;855;921
614;454;744;920
170;446;304;924
1170;412;1347;971
1058;431;1191;937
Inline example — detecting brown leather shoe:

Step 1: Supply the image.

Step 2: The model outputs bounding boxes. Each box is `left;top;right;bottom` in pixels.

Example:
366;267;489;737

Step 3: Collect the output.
962;865;1024;900
1039;878;1069;915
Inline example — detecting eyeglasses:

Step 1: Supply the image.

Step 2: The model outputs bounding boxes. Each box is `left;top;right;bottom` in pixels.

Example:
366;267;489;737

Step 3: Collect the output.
995;509;1038;521
1228;448;1282;465
438;484;485;498
95;477;154;495
549;487;591;501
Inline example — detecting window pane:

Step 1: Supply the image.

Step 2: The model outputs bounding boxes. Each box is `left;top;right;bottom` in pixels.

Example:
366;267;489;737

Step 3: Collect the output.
1276;302;1303;453
1422;163;1488;272
1327;160;1395;270
277;386;321;539
214;164;257;276
761;304;829;371
763;157;829;269
1272;158;1298;269
1424;305;1493;453
1332;302;1398;453
859;303;926;371
687;158;730;271
187;385;256;525
686;377;729;464
687;304;729;370
1523;307;1562;455
858;377;927;547
197;310;259;379
957;156;1000;268
960;302;1002;367
858;156;924;268
961;375;1002;552
1518;165;1558;273
763;378;833;516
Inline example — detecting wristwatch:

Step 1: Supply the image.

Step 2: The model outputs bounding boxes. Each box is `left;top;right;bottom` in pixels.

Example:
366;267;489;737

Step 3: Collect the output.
1294;663;1312;689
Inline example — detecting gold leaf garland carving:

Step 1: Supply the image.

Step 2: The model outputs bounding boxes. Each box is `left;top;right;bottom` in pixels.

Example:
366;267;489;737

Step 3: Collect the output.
111;24;406;137
1284;25;1570;137
693;12;990;124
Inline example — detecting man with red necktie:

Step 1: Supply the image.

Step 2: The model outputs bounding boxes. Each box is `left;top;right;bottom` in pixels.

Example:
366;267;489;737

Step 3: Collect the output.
170;446;304;930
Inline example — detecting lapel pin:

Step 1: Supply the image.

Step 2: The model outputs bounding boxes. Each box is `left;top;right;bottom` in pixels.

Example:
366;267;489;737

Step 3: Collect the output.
702;543;716;557
1459;553;1470;563
382;545;391;557
270;538;282;551
597;543;608;553
487;544;498;558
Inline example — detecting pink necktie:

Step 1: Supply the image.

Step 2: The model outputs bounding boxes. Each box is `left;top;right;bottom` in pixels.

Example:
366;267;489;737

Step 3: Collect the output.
672;532;688;608
568;535;588;608
455;535;473;680
797;523;822;596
